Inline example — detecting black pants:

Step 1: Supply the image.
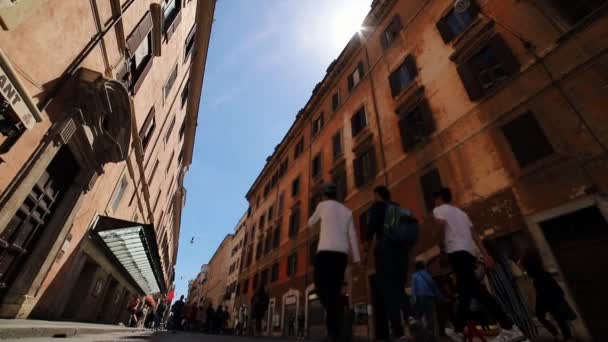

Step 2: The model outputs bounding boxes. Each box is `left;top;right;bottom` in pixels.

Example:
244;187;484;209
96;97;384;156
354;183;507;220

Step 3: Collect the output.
448;251;513;332
375;244;411;338
314;251;348;341
537;301;572;340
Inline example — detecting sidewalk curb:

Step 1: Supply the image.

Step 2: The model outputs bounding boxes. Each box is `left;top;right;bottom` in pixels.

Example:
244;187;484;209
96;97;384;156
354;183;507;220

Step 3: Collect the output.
0;326;147;340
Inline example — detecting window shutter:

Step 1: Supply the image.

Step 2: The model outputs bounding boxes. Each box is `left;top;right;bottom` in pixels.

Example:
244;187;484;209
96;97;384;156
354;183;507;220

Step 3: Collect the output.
457;62;484;101
436;17;454;43
126;12;153;54
405;55;418;79
150;4;162;56
489;35;521;77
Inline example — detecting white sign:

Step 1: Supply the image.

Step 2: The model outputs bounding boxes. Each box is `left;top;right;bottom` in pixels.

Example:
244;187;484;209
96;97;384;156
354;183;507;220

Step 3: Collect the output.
0;68;35;129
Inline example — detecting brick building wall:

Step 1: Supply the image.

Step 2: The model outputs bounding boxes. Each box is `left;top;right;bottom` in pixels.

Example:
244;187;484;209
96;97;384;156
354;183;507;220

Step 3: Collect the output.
233;0;608;340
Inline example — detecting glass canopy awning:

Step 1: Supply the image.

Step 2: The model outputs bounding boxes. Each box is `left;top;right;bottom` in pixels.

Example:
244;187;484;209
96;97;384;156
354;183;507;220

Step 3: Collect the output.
92;216;165;294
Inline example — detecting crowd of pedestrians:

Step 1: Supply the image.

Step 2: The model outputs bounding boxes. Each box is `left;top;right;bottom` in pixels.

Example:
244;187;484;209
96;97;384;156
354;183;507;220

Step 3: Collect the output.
124;182;577;342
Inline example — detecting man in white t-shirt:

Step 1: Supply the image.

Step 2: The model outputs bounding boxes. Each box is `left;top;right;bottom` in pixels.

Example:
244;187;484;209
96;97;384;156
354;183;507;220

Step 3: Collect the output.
308;183;360;342
433;188;525;342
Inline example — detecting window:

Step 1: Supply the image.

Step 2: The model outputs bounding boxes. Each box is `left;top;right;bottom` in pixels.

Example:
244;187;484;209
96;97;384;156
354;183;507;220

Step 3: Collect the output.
358;209;371;243
246;248;253;266
263;184;270;198
279;159;289;177
502;112;554;168
271;263;279;282
309;239;319;266
163;64;178;100
163;0;182;40
259;214;265;230
268;205;274;221
273;227;281;248
348;62;365;92
291;176;300;197
312;153;322;178
294;138;304;159
289;204;301;238
126;13;154;94
253;273;259;290
261;269;269;286
287;252;298;277
139;107;156;150
256;241;263;260
398;100;435;152
420;168;443;212
332;131;343;160
181;81;190;108
436;2;478;43
381;16;403;49
354;148;377;188
184;24;196;61
312;114;324;136
389;55;418;97
264;233;272;254
457;35;520;101
278;193;285;213
351;107;368;137
550;0;607;26
332;92;340;112
111;174;129;211
242;279;248;294
165;116;176;143
332;168;347;202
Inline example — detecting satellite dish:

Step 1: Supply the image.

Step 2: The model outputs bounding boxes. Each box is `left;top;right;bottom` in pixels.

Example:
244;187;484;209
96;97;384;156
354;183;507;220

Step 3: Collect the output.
454;0;470;13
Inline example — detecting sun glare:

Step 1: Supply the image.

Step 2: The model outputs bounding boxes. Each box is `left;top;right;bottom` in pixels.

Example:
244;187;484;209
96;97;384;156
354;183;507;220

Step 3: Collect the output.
330;1;370;48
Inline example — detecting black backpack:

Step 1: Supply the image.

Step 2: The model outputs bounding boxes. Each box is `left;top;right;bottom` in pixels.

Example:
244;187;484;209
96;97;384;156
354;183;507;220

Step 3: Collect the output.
383;203;419;247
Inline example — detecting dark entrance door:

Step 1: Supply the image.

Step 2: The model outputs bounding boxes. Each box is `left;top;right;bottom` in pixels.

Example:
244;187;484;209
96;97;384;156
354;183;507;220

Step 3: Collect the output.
540;206;608;341
0;146;79;298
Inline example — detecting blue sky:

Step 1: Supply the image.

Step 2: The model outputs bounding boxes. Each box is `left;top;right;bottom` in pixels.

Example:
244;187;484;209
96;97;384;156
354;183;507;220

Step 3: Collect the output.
174;0;372;298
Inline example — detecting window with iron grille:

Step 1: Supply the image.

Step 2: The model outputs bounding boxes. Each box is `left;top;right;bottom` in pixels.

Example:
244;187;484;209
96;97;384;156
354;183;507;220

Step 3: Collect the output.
332;92;340;112
420;168;443;212
501;111;554;168
354;147;377;188
351;107;368;137
398;100;435;152
287;252;298;277
289;205;301;238
292;176;300;197
332;131;343;160
312;153;322;179
550;0;607;25
271;263;279;282
457;35;520;101
381;16;403;49
436;1;479;43
389;55;418;97
348;62;365;92
313;114;324;136
294;138;304;159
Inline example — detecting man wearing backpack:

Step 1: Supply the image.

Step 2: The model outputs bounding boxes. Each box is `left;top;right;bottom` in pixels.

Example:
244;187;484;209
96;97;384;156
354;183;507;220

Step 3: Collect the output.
365;186;418;341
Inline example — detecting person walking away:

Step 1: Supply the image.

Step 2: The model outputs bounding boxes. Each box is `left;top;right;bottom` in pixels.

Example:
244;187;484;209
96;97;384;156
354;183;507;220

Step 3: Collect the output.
308;183;361;342
252;284;270;337
411;261;443;340
432;187;525;342
364;186;419;340
297;312;306;340
127;295;140;327
170;295;186;331
154;298;166;330
521;251;575;341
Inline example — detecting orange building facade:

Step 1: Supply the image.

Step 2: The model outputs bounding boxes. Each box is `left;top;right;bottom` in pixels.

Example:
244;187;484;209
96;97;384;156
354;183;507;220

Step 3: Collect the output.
0;0;215;323
230;0;608;340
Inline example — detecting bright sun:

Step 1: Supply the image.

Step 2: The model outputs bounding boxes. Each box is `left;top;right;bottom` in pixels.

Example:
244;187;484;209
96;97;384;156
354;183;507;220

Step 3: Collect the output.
330;1;370;48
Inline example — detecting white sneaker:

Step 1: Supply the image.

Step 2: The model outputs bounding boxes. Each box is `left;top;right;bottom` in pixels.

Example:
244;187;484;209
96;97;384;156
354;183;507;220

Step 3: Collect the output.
445;328;463;342
491;325;527;342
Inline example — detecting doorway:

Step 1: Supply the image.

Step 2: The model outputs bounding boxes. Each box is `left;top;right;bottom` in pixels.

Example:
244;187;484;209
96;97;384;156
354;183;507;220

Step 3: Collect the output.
62;259;98;320
539;206;608;341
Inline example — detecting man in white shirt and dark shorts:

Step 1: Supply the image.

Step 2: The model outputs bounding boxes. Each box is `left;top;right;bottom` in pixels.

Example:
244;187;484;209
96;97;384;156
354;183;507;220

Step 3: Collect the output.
433;187;525;342
308;183;361;342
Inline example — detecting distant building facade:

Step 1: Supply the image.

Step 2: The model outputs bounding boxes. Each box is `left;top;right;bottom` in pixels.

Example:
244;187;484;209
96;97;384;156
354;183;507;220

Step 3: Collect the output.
232;0;608;341
198;234;233;310
0;0;215;323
